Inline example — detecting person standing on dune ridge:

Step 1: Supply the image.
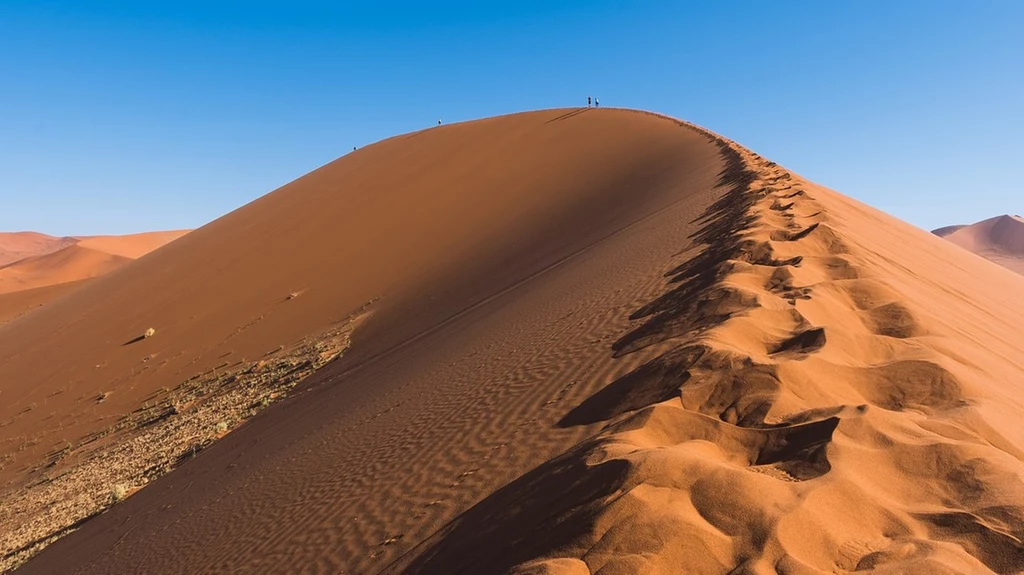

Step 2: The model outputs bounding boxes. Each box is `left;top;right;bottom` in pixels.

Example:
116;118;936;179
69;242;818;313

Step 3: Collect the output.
588;96;592;107
595;97;600;108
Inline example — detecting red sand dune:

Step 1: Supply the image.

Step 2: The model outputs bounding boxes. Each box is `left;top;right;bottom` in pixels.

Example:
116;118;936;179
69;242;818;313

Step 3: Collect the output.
933;215;1024;275
0;233;76;267
0;244;132;295
2;109;1023;574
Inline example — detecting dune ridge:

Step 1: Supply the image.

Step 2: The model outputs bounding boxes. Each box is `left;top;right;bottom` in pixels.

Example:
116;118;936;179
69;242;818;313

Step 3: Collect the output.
4;110;1023;574
396;121;1024;574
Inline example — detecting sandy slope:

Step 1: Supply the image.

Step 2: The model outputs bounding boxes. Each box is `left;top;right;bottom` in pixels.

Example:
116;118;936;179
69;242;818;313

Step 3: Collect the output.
5;110;1024;574
0;281;89;326
934;215;1024;274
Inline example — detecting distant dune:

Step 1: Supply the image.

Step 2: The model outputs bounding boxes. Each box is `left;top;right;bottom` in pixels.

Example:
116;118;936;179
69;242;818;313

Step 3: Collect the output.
0;232;76;267
74;230;191;259
0;230;189;324
0;244;132;295
933;214;1024;274
3;110;1023;574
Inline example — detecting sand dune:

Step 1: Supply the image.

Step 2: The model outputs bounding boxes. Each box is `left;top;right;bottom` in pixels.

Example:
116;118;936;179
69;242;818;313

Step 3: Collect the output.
74;230;190;259
4;110;1023;574
0;233;76;267
934;215;1024;274
0;244;132;294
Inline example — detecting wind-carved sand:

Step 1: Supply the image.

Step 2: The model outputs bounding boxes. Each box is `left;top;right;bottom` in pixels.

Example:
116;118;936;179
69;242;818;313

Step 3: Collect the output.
4;110;1024;574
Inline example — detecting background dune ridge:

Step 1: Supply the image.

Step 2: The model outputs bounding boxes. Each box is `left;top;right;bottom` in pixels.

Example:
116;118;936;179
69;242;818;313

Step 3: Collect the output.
0;230;189;294
934;215;1024;275
0;245;132;295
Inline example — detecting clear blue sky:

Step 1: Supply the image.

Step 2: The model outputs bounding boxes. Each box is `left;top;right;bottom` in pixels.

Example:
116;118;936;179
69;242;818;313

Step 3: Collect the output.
1;1;1021;235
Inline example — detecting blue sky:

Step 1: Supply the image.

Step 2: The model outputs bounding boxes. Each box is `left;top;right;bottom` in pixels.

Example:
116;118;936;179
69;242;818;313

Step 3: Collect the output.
1;1;1021;235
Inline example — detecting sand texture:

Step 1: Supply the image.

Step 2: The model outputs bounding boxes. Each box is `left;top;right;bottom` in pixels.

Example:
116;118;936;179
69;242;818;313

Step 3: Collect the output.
3;109;1023;574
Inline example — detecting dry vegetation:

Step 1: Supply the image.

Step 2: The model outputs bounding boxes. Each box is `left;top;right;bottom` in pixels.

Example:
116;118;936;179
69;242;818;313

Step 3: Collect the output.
0;310;368;572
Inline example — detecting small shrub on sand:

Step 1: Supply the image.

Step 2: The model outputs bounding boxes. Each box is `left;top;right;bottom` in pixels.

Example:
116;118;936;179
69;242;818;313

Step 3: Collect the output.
111;484;128;503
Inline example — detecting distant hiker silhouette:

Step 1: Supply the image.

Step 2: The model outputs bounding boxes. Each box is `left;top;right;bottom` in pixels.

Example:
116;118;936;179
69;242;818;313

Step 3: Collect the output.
438;119;442;125
595;97;600;108
588;96;592;107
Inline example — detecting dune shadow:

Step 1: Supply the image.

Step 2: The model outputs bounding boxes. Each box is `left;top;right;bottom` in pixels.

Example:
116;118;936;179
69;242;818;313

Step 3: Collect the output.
559;345;705;427
392;442;630;574
390;127;769;573
610;138;758;357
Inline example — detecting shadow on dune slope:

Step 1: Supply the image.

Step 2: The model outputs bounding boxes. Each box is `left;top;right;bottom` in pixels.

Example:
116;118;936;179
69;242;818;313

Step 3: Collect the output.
395;124;1024;575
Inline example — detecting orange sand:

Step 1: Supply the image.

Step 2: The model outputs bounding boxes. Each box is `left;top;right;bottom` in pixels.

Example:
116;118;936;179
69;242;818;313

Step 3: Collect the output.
0;281;89;327
3;110;1022;575
74;230;190;260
